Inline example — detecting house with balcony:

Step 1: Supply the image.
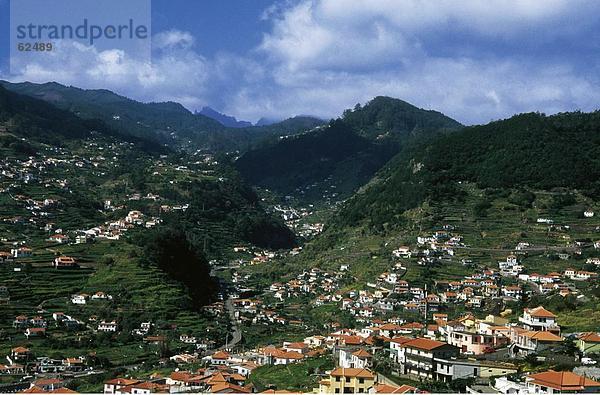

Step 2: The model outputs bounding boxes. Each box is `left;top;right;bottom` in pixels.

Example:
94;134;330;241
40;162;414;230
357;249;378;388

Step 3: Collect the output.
397;338;460;380
519;306;560;334
510;329;563;357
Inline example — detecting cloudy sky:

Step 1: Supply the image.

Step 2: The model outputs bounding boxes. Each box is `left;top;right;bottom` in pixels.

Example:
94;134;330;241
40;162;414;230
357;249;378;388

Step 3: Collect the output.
1;0;599;124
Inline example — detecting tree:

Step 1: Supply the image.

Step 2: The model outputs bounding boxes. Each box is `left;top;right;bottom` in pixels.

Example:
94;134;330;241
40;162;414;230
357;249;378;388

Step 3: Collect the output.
136;226;218;309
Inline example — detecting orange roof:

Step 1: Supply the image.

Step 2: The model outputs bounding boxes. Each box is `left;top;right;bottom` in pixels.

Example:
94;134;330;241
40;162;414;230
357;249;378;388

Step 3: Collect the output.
526;306;557;318
379;323;403;331
49;388;78;393
579;332;600;342
528;371;600;391
374;383;417;393
390;336;413;345
210;382;251;393
285;342;306;349
352;349;372;358
522;331;563;342
104;378;141;386
18;387;46;394
212;351;230;360
330;368;375;379
12;347;30;353
403;337;452;351
206;372;228;384
400;322;424;330
341;335;363;345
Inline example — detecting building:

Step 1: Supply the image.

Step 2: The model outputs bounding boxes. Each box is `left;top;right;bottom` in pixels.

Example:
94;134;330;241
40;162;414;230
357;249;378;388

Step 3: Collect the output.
519;306;560;334
98;321;118;332
104;378;141;394
339;348;373;369
526;370;600;393
318;368;376;393
398;338;460;380
446;330;496;355
53;256;78;269
510;330;563;356
11;247;32;258
48;234;70;244
435;358;517;382
577;332;600;355
370;383;417;394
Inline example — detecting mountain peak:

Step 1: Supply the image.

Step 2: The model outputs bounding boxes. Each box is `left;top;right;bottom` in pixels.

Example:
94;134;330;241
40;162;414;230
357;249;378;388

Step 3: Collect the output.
198;106;252;128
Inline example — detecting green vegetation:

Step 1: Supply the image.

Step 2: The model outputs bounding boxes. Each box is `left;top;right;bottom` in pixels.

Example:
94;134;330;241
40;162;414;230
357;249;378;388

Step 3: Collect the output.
1;81;325;152
337;111;600;231
236;97;461;200
248;356;334;392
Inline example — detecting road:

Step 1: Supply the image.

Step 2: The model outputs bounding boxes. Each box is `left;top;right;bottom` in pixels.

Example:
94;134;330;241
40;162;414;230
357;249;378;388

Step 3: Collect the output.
219;297;242;350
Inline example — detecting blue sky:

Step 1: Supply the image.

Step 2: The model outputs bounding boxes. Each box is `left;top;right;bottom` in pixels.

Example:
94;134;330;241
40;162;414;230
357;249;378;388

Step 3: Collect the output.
1;0;600;125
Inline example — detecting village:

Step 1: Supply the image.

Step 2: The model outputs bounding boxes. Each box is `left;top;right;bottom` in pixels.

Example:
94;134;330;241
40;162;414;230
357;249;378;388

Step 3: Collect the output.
3;214;599;394
1;136;600;394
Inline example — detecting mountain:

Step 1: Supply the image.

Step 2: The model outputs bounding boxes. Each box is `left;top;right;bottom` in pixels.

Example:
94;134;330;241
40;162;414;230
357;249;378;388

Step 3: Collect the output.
235;97;461;200
335;111;600;231
0;84;165;154
0;80;233;149
198;106;252;128
1;81;326;152
255;117;281;126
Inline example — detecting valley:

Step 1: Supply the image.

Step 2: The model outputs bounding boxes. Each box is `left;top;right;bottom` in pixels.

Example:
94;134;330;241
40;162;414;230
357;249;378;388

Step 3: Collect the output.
0;87;599;394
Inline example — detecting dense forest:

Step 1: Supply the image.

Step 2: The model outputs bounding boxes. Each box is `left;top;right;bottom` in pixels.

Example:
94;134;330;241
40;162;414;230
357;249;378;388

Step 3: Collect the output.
235;97;462;199
336;111;600;230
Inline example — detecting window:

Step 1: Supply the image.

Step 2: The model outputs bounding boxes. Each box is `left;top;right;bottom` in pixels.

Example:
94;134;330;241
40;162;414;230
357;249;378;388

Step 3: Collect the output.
345;377;351;383
359;378;364;384
335;389;340;393
336;377;341;382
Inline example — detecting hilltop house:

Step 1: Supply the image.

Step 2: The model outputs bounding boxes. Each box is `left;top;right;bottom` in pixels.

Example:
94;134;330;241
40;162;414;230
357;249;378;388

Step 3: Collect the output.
54;256;78;269
97;321;118;332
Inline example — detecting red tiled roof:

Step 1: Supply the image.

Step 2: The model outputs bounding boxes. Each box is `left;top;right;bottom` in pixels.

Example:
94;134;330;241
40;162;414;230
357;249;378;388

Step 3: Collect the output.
330;368;375;379
579;332;600;342
526;306;557;318
528;371;600;391
403;338;449;351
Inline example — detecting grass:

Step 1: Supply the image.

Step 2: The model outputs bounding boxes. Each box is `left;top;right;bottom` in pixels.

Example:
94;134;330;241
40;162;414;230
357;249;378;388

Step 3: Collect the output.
248;356;334;392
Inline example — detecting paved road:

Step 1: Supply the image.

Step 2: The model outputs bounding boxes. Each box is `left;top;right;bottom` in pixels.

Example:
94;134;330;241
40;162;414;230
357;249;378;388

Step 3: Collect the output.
219;297;242;350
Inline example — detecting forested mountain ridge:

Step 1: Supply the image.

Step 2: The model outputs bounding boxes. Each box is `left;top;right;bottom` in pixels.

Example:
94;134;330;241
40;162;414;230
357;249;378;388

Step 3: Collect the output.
235;97;462;200
1;81;325;152
334;111;600;230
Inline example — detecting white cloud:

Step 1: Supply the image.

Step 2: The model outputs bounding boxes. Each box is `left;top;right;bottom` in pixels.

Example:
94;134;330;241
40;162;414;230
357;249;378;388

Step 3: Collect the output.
153;30;196;50
6;33;213;110
249;0;600;123
3;2;600;125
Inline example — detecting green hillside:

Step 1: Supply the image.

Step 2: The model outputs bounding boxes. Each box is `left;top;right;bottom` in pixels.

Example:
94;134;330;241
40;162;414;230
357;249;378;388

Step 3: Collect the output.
235;97;462;200
337;111;600;230
1;81;325;152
